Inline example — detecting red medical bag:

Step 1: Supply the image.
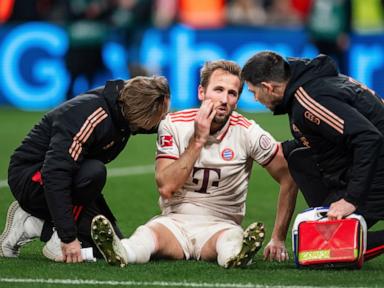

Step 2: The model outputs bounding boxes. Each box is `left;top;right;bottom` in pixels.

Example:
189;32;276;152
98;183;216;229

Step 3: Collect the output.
292;207;367;269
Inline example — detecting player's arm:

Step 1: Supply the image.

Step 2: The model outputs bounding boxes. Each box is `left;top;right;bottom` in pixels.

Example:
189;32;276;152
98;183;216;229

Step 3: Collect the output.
156;100;216;199
263;144;298;262
156;142;202;199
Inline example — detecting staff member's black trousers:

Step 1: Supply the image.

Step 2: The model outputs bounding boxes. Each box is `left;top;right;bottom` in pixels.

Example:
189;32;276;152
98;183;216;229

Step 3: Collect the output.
8;159;123;256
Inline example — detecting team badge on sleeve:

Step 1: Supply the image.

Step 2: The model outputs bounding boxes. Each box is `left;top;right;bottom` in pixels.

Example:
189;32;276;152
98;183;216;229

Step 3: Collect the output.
221;148;234;161
259;134;272;150
159;135;173;147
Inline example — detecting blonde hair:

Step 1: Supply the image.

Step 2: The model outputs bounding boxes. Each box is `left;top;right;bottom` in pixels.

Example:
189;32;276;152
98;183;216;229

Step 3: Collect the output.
118;76;170;130
200;60;244;95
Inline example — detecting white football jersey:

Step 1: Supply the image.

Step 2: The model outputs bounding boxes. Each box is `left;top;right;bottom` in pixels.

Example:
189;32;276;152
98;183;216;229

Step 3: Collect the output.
156;109;278;224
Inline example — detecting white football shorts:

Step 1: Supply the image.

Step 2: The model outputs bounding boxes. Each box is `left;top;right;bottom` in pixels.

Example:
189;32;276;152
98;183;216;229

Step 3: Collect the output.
146;213;242;260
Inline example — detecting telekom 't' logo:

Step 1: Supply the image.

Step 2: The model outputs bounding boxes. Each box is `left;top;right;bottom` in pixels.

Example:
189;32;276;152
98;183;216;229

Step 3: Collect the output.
192;167;221;193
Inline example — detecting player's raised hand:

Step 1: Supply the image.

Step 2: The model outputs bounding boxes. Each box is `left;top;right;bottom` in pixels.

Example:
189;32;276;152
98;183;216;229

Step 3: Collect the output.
193;99;216;146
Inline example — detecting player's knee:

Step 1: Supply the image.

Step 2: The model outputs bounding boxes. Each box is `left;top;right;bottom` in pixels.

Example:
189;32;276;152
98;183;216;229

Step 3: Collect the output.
216;227;243;267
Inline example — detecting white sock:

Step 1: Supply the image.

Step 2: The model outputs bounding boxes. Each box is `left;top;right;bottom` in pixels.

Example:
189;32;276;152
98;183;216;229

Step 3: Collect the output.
216;227;243;267
121;225;158;263
24;216;44;238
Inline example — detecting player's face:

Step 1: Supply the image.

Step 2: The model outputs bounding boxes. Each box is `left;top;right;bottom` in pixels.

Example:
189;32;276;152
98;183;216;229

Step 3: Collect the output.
198;69;240;125
246;81;283;112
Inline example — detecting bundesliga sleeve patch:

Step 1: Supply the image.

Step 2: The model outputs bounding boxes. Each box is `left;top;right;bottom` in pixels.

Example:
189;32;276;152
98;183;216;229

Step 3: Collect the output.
159;135;173;148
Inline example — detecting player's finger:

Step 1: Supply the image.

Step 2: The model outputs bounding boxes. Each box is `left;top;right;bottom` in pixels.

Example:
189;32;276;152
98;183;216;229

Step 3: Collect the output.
282;251;289;261
200;99;212;111
199;100;213;118
263;247;270;260
281;250;288;261
275;249;283;262
208;108;216;120
269;248;277;261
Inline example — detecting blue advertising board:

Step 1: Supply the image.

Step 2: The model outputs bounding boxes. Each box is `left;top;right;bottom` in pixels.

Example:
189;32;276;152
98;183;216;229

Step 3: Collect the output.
0;22;383;111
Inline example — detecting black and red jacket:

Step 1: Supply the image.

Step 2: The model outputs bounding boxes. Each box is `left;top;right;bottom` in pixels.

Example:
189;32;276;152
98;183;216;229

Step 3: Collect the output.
275;55;384;216
8;80;152;243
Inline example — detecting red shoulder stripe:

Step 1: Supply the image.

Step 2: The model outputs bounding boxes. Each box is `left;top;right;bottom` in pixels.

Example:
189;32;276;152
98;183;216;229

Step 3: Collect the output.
156;154;179;160
170;109;198;116
261;144;279;167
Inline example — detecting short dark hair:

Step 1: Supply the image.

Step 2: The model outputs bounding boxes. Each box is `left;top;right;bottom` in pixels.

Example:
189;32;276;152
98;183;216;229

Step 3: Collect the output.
241;51;291;85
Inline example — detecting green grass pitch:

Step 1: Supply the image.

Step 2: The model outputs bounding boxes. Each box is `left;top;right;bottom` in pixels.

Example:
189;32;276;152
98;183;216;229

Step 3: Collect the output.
0;107;383;288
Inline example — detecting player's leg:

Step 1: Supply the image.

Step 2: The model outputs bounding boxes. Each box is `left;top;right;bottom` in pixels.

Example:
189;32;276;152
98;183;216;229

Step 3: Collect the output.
91;215;128;266
200;226;242;264
201;222;265;268
91;215;185;267
220;222;265;268
146;222;184;260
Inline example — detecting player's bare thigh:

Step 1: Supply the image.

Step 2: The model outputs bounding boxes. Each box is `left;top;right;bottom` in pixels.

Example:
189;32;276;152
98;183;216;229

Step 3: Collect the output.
200;229;228;261
148;222;185;260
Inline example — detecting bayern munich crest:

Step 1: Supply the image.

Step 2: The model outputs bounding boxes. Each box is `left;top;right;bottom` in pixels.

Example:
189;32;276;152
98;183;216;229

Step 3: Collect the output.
221;148;234;161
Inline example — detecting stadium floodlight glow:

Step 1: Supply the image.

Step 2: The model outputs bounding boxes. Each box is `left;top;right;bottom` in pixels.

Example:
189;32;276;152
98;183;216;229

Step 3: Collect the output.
0;22;69;110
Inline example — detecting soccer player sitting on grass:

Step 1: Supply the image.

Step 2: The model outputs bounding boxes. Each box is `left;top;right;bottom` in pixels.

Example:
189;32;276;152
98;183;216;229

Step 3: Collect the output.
91;60;298;268
0;76;170;263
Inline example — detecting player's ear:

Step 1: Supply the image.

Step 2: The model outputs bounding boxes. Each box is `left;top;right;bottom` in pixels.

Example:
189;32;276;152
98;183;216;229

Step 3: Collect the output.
198;85;205;101
261;82;273;93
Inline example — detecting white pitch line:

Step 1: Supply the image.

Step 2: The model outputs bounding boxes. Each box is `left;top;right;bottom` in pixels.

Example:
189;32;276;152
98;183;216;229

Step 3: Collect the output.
107;164;154;177
0;164;155;190
0;278;368;288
